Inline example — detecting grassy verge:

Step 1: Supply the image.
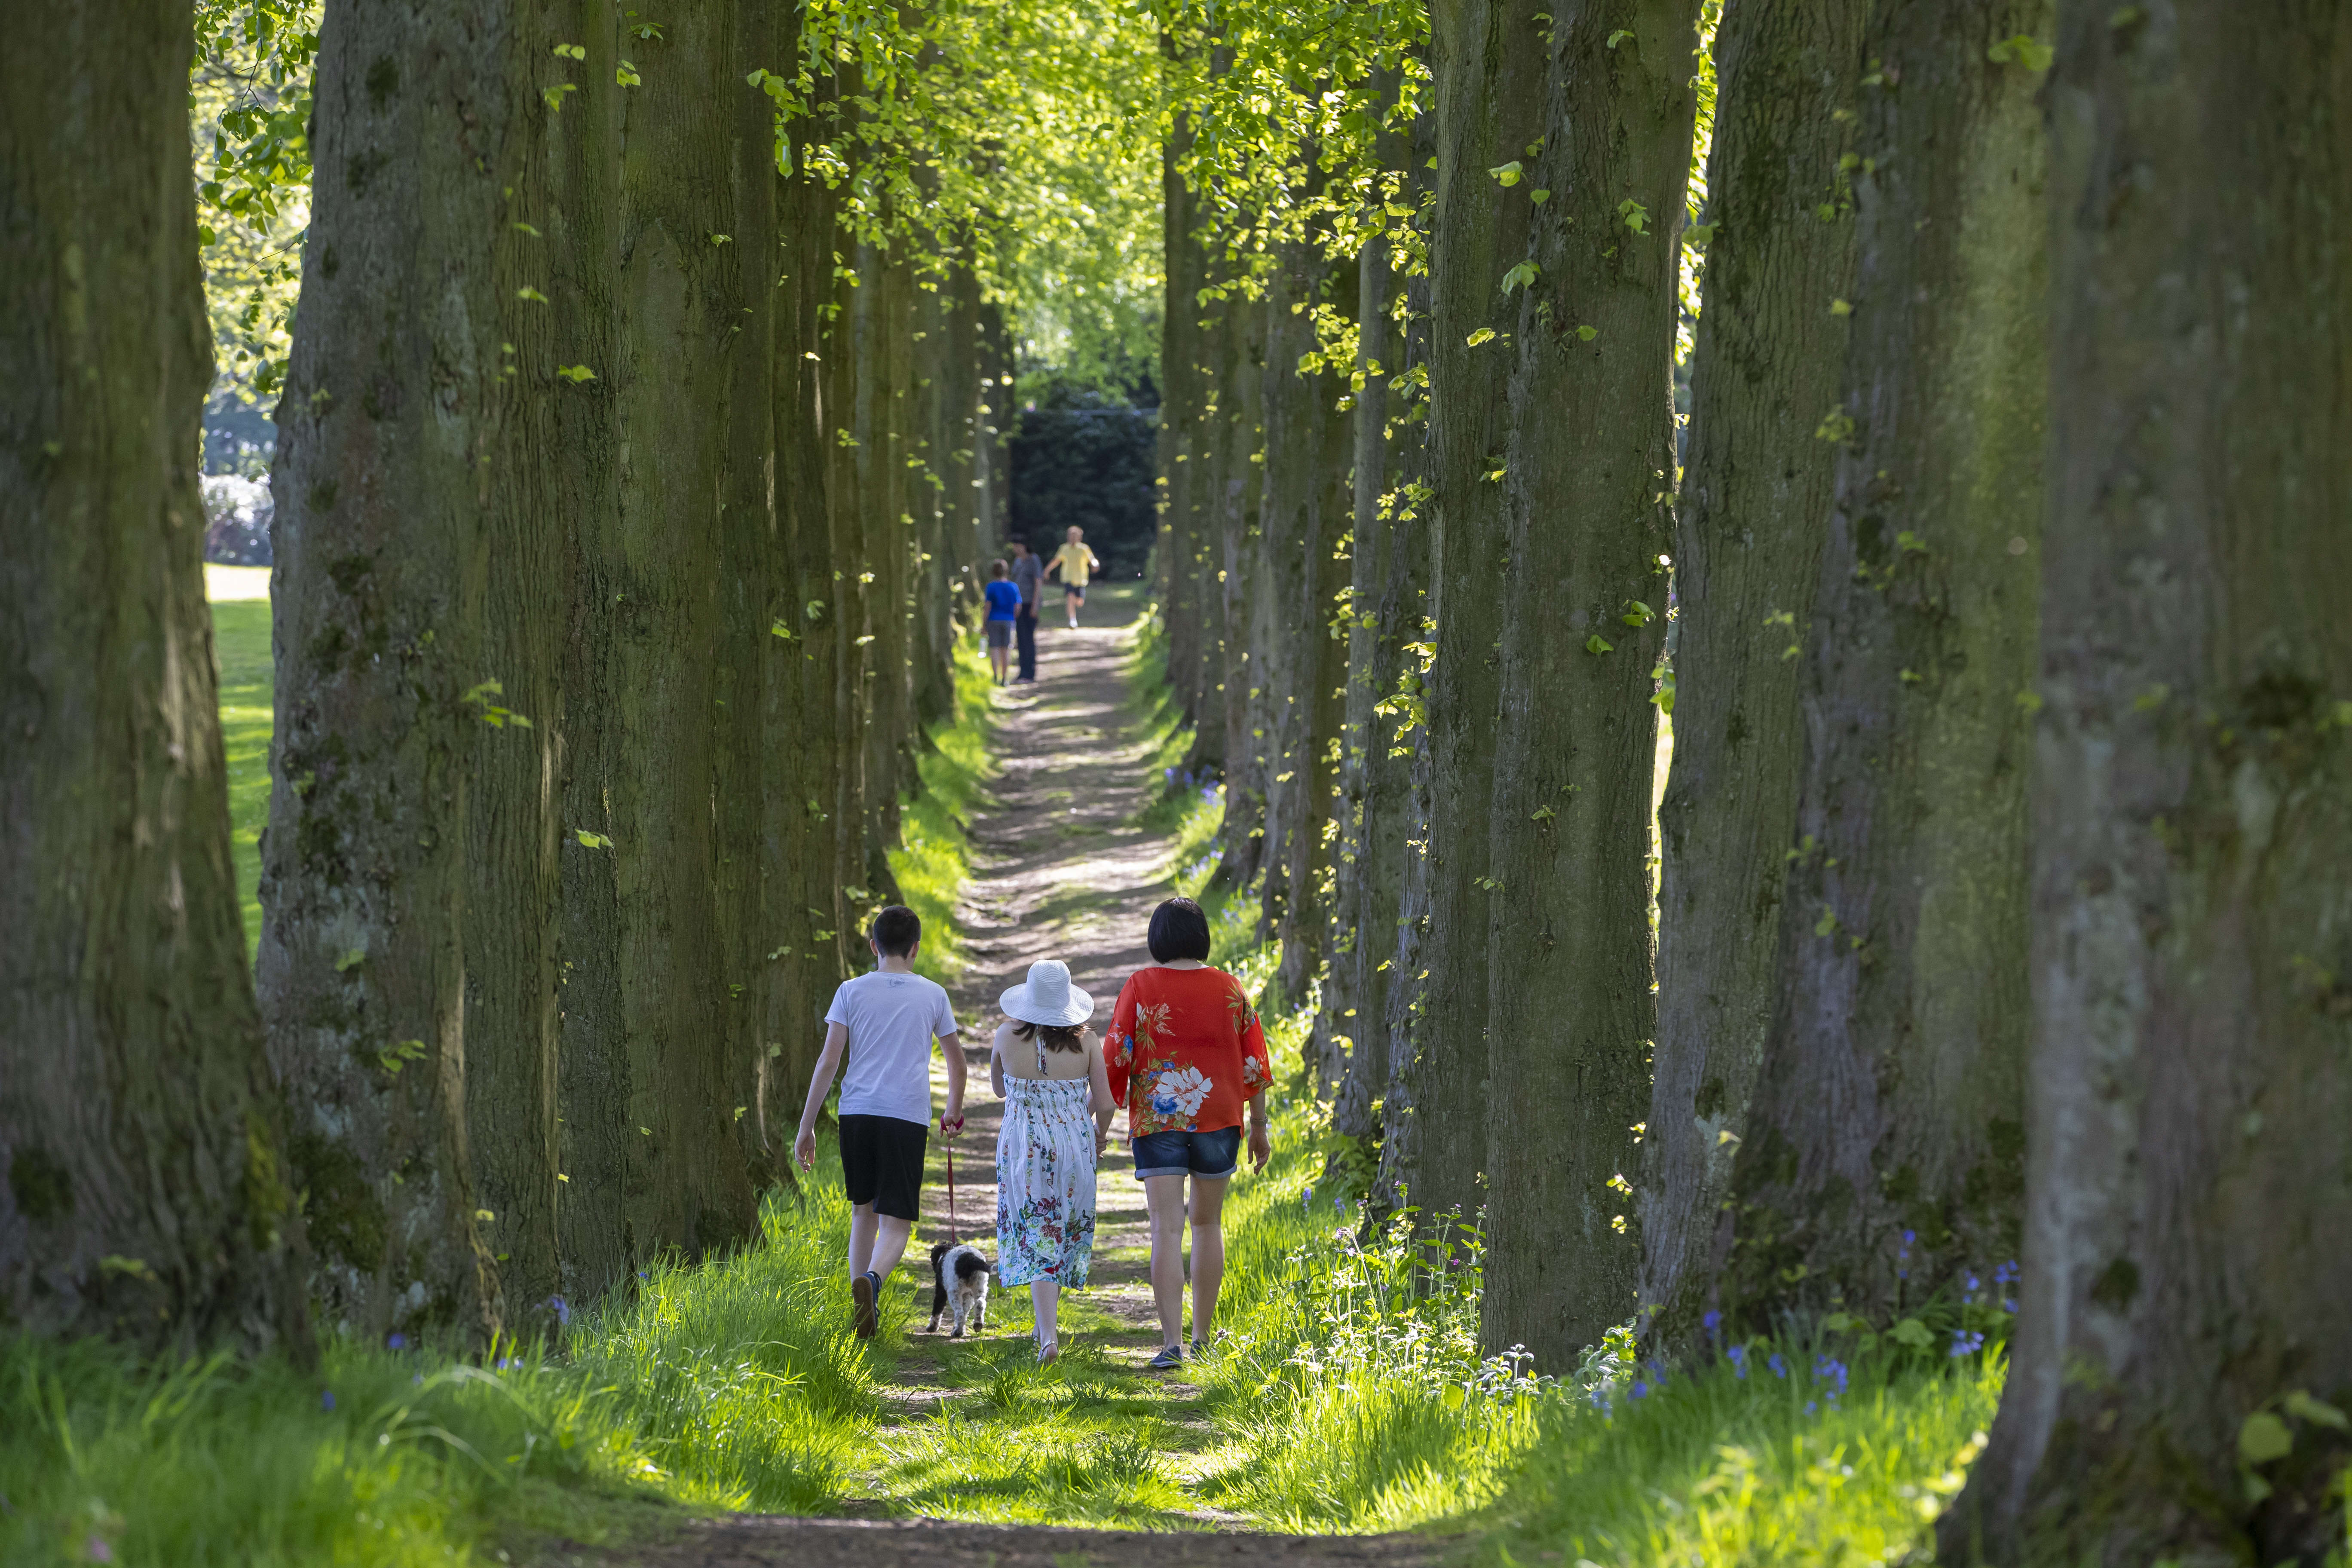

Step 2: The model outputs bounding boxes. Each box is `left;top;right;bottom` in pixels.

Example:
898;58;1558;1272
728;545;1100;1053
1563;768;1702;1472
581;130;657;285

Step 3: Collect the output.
888;631;995;985
3;1136;873;1566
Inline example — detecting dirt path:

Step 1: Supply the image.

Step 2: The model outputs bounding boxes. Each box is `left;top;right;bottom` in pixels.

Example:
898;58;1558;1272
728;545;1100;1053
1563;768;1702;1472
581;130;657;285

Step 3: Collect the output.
550;595;1443;1566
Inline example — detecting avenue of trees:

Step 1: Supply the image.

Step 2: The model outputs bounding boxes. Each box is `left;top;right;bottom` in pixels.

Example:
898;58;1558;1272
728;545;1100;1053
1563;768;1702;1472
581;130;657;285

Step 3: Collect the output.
4;0;2349;1561
1154;1;2351;1561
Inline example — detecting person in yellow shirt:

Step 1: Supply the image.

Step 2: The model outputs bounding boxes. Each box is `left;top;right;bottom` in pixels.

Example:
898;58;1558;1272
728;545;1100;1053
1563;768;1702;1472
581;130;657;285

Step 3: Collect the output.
1045;526;1100;630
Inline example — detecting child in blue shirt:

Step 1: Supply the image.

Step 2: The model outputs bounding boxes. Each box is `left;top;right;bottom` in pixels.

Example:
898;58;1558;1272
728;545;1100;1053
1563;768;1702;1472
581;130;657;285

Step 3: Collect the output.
983;560;1022;685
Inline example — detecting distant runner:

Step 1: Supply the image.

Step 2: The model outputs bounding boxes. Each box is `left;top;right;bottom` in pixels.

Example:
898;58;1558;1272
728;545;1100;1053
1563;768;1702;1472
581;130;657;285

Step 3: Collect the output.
1045;526;1100;631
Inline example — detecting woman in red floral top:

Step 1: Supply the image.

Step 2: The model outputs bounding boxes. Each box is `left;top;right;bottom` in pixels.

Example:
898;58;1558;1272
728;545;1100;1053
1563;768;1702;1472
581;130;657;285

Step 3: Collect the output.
1104;897;1272;1370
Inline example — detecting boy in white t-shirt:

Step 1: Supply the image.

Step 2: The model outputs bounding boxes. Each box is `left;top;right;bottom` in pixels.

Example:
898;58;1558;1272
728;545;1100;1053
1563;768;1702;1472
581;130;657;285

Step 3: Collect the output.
794;905;965;1338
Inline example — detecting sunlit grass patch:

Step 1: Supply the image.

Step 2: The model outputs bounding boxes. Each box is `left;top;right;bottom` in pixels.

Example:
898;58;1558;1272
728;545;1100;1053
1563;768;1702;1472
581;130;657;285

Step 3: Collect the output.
210;597;271;962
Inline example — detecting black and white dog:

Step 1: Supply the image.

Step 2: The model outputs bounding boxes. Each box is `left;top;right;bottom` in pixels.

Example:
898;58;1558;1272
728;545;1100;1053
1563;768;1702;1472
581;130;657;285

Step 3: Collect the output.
927;1240;993;1337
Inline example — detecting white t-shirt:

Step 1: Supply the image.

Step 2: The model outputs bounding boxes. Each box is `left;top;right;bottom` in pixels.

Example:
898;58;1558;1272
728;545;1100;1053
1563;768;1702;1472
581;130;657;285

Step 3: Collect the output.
825;969;961;1126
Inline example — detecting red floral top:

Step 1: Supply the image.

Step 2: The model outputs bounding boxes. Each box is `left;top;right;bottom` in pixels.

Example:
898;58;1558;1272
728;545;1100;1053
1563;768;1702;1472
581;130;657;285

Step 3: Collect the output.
1105;966;1272;1135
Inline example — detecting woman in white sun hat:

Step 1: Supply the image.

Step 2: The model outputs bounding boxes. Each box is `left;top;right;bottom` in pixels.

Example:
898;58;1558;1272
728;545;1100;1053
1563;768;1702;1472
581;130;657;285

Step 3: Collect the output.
991;958;1116;1364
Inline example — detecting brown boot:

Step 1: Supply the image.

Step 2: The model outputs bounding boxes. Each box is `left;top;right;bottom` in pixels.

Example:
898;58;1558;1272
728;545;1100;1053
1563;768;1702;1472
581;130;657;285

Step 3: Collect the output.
851;1270;879;1339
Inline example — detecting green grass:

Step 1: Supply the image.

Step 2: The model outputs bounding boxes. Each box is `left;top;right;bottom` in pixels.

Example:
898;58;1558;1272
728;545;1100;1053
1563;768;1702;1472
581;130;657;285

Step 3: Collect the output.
889;631;996;985
210;598;271;960
49;580;2025;1564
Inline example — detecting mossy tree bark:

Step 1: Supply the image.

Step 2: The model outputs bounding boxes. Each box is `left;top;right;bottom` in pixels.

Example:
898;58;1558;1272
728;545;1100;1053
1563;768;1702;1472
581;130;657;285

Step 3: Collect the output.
1641;0;1866;1346
1159;98;1209;724
1951;6;2352;1562
599;0;767;1257
262;0;520;1342
1715;0;2048;1328
1479;0;1698;1367
1393;0;1550;1234
1208;283;1270;893
1259;241;1356;1007
0;0;313;1355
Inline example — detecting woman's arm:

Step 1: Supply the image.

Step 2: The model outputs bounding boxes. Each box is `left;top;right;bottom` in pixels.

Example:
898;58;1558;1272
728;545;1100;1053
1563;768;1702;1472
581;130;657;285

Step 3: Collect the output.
1087;1036;1116;1155
989;1023;1006;1099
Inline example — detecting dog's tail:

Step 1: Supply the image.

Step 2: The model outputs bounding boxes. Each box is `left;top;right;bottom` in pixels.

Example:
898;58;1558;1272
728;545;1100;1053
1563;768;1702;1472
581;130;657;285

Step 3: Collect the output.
955;1252;993;1279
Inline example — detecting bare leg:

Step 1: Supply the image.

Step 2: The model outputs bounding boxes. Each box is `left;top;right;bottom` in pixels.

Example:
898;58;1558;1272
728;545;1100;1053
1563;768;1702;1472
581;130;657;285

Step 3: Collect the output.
848;1202;878;1278
1145;1173;1190;1348
1189;1175;1230;1345
1032;1280;1060;1361
869;1214;914;1287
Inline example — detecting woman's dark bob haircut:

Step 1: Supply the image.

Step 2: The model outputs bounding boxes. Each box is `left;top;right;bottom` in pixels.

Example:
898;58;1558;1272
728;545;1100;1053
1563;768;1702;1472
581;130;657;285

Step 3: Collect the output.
1147;896;1213;964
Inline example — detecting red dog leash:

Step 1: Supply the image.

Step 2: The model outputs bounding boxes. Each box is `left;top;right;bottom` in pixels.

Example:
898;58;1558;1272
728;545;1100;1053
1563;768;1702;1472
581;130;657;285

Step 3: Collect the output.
940;1114;964;1244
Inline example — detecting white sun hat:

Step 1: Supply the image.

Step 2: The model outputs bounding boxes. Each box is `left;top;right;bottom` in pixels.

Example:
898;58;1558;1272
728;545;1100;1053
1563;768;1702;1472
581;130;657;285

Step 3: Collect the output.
1000;959;1094;1027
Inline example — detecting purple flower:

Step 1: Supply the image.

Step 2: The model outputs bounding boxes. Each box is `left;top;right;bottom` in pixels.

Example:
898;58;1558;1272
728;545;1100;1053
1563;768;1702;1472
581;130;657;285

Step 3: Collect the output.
321;1390;336;1412
1902;1230;1916;1246
1805;1400;1818;1415
1702;1309;1722;1337
1630;1380;1648;1400
86;1537;114;1564
1727;1344;1748;1379
387;1333;406;1350
1814;1354;1849;1397
1768;1352;1788;1380
1950;1329;1986;1358
549;1295;570;1327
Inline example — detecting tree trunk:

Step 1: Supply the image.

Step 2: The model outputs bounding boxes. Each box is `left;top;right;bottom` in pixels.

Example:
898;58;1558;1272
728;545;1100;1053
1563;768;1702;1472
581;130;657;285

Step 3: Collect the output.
602;0;765;1257
1159;96;1206;720
1640;0;1867;1346
262;0;512;1341
1950;7;2352;1563
1209;282;1269;892
1259;241;1355;1006
1716;0;2048;1327
0;0;313;1356
1479;0;1698;1368
1393;0;1551;1234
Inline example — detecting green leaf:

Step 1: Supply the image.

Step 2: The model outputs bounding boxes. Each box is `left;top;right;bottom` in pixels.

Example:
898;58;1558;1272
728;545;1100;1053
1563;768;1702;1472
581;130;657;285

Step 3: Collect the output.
1466;327;1498;348
556;364;597;384
2285;1390;2349;1430
1606;28;1633;48
1500;260;1539;295
1584;634;1614;656
551;42;586;59
1529;189;1551;205
1987;34;2055;70
1830;297;1853;316
516;286;548;303
1618;197;1650;234
616;60;642;87
574;829;612;849
1622;600;1655;627
542;83;577;111
334;947;365;973
1685;221;1716;245
2239;1411;2294;1465
1890;1317;1933;1349
1487;160;1523;188
1575;325;1598;342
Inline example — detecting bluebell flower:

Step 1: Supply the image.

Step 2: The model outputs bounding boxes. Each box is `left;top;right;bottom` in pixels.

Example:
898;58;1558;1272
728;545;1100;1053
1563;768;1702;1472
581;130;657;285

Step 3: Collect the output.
1950;1329;1986;1358
1630;1380;1648;1400
1302;1186;1316;1213
1702;1309;1722;1337
1727;1344;1748;1379
1814;1354;1849;1397
387;1332;406;1350
549;1294;571;1328
1768;1352;1788;1379
1903;1229;1916;1246
1805;1400;1818;1415
1647;1357;1669;1387
321;1390;336;1412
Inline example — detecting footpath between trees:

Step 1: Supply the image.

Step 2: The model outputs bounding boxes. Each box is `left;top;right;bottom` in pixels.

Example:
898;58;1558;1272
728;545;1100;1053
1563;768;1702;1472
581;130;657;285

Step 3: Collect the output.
561;589;1447;1565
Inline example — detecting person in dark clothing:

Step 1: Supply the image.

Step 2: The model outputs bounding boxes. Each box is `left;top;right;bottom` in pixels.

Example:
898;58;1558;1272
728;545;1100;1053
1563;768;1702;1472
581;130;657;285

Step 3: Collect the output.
1008;536;1042;683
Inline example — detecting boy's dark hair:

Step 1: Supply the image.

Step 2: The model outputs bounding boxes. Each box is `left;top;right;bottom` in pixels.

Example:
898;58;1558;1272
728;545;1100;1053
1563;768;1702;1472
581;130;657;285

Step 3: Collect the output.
990;558;1009;579
1147;897;1212;964
871;905;922;957
1009;533;1029;551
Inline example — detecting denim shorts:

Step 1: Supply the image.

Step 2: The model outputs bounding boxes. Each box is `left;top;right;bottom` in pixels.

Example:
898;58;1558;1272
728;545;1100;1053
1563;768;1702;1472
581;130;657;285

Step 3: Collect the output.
1131;1125;1241;1181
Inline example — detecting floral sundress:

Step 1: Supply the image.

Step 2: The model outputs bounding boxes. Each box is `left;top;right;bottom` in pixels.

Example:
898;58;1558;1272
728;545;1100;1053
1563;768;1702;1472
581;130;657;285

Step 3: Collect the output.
995;1062;1097;1289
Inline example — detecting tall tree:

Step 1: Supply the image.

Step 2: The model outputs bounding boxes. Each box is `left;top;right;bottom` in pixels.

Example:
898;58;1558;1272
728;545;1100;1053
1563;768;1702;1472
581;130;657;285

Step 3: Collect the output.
1207;278;1271;892
263;0;518;1341
1714;0;2049;1327
1479;0;1700;1366
1;0;312;1355
1390;0;1552;1236
1642;0;1868;1344
1952;5;2352;1562
1257;240;1355;1004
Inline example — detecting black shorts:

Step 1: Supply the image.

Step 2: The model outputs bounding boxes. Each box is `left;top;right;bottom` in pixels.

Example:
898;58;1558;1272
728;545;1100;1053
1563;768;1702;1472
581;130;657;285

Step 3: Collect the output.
986;621;1013;648
1131;1125;1241;1181
839;1114;927;1220
1063;584;1086;600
